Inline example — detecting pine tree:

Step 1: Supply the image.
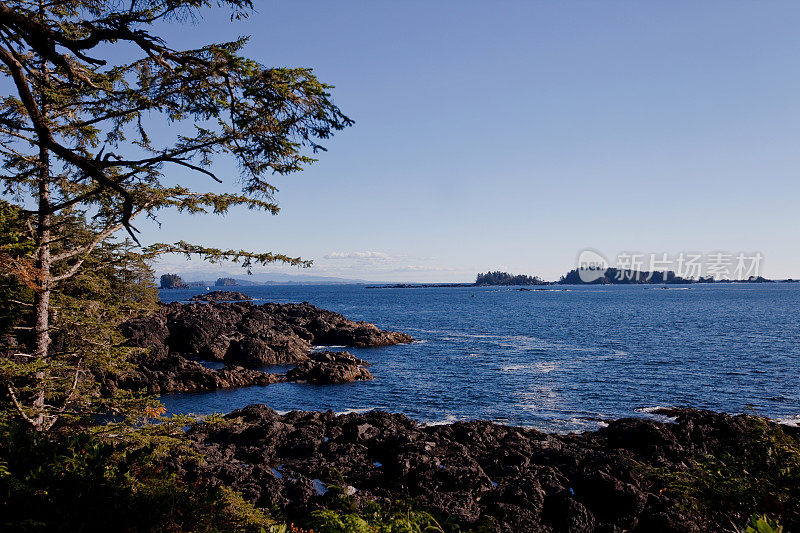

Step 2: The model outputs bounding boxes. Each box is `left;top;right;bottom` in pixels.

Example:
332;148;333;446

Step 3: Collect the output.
1;200;161;427
0;1;351;430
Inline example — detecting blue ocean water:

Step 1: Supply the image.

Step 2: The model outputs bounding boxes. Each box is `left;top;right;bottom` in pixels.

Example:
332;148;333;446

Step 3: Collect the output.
159;283;800;432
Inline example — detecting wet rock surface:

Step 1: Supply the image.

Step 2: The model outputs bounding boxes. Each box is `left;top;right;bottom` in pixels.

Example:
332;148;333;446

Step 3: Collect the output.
285;351;372;384
175;406;800;533
118;302;411;393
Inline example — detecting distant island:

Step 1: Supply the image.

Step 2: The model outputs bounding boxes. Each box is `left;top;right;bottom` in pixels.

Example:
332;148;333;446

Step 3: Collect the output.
558;268;774;285
159;273;207;289
161;269;793;290
160;273;187;289
475;271;546;286
367;269;786;289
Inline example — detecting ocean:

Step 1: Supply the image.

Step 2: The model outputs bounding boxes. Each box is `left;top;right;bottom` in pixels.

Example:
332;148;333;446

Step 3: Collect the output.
159;283;800;432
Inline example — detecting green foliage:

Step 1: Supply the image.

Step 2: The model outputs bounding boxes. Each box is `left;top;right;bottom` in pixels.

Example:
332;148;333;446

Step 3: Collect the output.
160;273;186;289
303;474;445;533
264;501;446;533
0;0;351;254
0;201;34;337
1;201;160;427
0;415;273;532
1;0;350;431
643;416;800;527
475;271;544;286
745;514;783;533
308;504;445;533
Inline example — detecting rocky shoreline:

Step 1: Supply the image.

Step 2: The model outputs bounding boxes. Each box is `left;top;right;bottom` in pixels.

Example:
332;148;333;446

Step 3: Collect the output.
113;301;410;393
109;299;799;532
174;406;800;533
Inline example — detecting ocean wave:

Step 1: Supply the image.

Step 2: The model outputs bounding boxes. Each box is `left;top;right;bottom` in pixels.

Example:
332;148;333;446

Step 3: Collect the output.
568;417;609;429
334;407;381;416
533;362;558;373
635;406;678;422
422;414;462;426
501;362;559;373
635;406;670;414
775;415;800;427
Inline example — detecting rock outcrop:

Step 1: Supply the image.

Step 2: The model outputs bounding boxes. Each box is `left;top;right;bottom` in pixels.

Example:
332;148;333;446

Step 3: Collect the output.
188;290;253;302
174;406;800;533
111;355;280;394
118;301;411;393
285;351;372;384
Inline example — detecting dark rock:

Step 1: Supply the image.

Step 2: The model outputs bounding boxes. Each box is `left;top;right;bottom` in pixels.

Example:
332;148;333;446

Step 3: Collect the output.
285;351;372;384
118;301;411;393
124;301;411;367
226;337;276;367
173;408;800;533
115;354;280;394
188;290;252;302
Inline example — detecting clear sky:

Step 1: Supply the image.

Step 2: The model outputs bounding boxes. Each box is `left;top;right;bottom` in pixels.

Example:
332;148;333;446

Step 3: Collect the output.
141;1;800;282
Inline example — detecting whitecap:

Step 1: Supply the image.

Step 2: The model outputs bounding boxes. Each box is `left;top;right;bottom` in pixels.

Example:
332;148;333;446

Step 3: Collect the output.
532;362;558;373
635;406;678;423
423;414;461;426
635;406;669;414
335;407;380;416
502;362;558;373
775;415;800;427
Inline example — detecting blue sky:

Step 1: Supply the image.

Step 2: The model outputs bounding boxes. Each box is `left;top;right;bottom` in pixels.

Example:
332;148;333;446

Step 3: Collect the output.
141;1;800;282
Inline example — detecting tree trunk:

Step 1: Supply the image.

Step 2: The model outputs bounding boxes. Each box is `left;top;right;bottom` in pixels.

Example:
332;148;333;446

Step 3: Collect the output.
32;144;51;429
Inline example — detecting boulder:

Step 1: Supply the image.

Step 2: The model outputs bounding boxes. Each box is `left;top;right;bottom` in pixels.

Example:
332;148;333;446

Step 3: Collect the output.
285;351;372;384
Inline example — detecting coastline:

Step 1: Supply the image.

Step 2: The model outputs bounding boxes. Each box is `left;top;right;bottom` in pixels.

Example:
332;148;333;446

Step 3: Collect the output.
129;294;799;531
176;404;800;532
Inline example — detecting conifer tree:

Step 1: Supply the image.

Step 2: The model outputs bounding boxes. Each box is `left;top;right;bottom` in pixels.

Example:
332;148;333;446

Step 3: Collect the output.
0;0;351;430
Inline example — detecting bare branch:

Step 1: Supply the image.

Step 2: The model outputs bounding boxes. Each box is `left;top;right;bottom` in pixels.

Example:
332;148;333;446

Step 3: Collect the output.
6;384;37;426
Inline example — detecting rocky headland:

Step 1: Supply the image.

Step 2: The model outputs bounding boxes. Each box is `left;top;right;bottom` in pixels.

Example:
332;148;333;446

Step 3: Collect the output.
115;301;410;393
174;406;800;533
